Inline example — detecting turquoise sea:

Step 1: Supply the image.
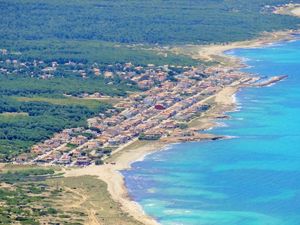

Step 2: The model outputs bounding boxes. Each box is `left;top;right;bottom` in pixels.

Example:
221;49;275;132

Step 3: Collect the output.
123;39;300;225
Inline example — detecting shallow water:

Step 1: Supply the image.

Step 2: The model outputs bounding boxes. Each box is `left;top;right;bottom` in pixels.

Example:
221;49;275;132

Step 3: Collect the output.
123;40;300;225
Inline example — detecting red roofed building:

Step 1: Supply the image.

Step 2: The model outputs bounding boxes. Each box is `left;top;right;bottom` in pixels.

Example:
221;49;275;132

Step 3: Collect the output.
155;104;165;110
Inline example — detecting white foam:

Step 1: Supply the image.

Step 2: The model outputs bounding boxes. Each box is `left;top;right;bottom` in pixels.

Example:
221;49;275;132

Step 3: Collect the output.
134;143;176;163
215;121;228;128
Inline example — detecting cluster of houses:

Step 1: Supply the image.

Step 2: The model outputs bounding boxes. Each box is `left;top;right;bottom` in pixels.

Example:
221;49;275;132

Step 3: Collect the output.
0;49;190;91
16;127;114;166
3;48;251;166
19;64;249;167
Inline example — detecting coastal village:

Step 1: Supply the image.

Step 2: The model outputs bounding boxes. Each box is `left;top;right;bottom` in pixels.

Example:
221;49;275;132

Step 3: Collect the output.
1;48;286;167
10;57;260;167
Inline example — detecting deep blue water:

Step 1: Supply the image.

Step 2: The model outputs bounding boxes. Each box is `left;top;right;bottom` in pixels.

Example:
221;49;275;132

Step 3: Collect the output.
123;40;300;225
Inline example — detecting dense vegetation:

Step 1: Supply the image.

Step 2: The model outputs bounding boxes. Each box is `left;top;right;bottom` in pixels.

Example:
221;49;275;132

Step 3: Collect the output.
1;0;299;65
0;74;135;97
1;0;299;44
0;40;197;66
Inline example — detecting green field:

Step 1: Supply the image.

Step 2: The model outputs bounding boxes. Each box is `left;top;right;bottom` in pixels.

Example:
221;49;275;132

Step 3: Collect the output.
14;97;107;110
0;112;29;118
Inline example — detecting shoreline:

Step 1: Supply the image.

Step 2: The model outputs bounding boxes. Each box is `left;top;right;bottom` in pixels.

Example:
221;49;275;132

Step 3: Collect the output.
170;29;300;67
64;12;300;225
274;3;300;18
64;141;166;225
63;83;243;225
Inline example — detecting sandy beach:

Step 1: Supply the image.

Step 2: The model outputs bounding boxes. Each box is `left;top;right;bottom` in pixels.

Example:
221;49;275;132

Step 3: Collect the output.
64;141;166;225
170;29;299;67
274;3;300;18
291;7;300;17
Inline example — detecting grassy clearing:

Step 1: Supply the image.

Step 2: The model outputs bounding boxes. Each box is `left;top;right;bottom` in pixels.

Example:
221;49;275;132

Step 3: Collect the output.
0;164;61;173
13;96;105;110
0;112;29;118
